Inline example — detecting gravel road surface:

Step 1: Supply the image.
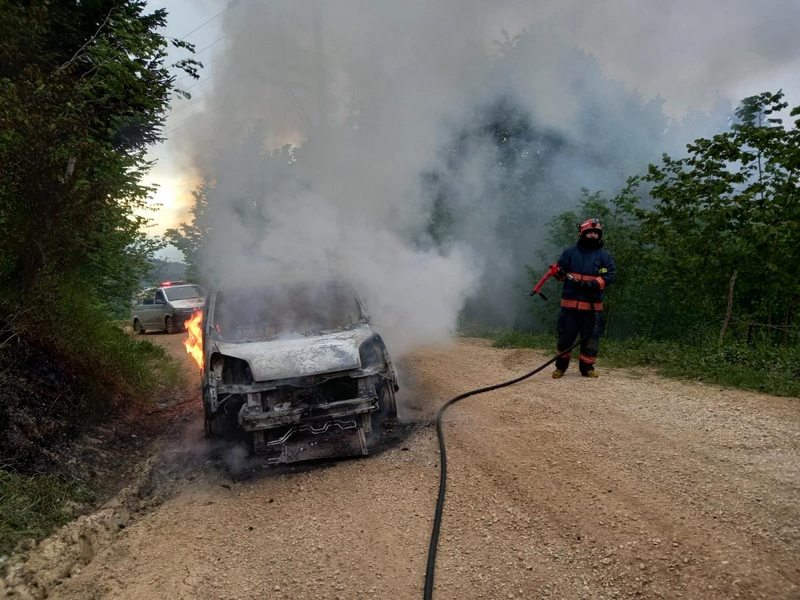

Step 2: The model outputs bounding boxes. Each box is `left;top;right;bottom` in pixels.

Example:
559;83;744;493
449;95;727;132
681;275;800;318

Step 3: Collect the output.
4;336;799;600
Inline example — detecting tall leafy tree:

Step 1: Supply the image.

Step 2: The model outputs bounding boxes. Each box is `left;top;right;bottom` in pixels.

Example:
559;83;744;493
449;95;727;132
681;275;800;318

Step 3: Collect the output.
165;180;212;283
0;0;198;310
637;91;799;342
544;92;799;344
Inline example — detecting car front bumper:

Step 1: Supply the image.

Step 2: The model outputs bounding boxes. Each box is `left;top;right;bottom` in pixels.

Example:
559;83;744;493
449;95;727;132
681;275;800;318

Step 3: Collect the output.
237;394;378;432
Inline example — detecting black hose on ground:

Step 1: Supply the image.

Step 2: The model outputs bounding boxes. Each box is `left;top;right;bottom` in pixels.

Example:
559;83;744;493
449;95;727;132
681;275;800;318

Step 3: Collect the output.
423;339;583;600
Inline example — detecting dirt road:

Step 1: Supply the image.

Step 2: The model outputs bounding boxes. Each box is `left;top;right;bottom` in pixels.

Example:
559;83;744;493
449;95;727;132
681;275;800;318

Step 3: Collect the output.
4;336;799;599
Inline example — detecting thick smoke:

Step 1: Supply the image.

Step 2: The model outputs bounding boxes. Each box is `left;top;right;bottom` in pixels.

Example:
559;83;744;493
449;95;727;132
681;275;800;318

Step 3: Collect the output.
174;0;787;341
182;1;499;352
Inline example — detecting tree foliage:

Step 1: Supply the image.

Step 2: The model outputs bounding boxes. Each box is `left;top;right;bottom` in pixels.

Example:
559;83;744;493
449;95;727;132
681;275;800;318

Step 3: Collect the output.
543;92;800;345
635;91;799;343
420;29;732;329
0;0;198;311
165;180;212;283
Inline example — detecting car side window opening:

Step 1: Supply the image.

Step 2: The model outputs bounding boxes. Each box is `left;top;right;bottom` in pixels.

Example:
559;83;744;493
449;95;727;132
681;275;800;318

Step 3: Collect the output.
155;290;166;304
141;291;155;306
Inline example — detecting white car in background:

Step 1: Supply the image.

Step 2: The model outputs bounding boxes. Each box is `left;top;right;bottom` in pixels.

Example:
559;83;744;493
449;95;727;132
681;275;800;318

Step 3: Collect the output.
131;281;205;334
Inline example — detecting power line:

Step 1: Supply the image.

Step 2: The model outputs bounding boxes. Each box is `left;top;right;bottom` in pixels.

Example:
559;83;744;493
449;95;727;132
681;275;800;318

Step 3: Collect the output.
164;109;220;137
182;76;211;93
194;35;225;56
174;52;225;87
175;0;237;42
168;90;211;118
166;2;237;89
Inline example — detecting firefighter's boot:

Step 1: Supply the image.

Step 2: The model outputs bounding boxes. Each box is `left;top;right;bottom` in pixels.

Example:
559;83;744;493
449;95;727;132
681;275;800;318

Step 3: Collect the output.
552;369;564;379
581;368;599;378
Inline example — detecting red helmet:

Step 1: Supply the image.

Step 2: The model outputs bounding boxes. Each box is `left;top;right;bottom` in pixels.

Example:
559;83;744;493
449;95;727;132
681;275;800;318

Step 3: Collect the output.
578;217;602;238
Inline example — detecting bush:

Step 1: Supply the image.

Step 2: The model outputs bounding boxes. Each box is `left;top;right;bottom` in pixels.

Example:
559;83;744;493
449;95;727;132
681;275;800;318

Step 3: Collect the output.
20;282;183;402
0;283;185;558
486;329;800;397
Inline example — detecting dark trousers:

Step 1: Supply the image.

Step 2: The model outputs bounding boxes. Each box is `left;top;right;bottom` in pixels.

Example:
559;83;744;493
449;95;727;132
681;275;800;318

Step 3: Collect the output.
555;309;604;374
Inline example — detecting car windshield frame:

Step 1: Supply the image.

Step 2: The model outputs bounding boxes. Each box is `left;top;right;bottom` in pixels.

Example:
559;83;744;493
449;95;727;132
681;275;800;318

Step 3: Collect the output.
163;285;204;301
211;283;366;343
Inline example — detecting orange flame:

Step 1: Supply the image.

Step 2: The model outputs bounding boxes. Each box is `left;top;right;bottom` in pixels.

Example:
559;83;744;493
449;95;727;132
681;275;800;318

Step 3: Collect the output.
183;310;203;370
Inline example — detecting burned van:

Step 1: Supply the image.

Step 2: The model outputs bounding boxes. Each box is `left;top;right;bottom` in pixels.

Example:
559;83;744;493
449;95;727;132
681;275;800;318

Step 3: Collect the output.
201;281;398;463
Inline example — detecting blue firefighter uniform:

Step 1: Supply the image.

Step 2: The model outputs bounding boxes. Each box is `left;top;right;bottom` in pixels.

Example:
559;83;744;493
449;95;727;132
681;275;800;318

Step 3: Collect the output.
553;218;616;377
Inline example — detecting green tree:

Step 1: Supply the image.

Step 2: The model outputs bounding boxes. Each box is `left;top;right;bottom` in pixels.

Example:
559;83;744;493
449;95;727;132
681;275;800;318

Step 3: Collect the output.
541;92;800;345
0;0;198;309
165;179;212;283
637;91;799;343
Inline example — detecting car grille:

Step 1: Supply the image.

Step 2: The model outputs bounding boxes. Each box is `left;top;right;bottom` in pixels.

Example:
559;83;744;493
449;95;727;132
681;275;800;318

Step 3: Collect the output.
263;377;359;408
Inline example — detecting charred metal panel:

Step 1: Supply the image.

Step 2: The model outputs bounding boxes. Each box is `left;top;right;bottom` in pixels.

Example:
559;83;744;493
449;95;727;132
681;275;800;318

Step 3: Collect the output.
253;425;368;463
238;396;377;431
215;325;374;382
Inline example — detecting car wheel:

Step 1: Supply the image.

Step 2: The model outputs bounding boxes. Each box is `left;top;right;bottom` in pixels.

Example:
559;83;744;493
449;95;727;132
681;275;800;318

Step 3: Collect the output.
203;416;215;439
370;382;397;438
165;315;177;334
133;319;145;335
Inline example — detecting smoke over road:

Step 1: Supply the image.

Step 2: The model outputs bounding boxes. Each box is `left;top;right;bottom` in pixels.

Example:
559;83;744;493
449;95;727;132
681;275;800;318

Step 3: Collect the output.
172;0;797;341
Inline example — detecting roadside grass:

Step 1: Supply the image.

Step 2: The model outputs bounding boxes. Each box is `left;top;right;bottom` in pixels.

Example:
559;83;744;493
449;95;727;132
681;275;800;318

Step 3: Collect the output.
0;470;93;560
486;330;800;397
67;317;185;400
46;288;185;399
0;285;185;565
21;284;186;403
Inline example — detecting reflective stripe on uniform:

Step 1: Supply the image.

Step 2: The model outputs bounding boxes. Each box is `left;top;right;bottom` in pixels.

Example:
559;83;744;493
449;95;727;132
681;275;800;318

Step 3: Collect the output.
568;273;595;281
560;299;603;311
568;272;606;290
579;353;597;364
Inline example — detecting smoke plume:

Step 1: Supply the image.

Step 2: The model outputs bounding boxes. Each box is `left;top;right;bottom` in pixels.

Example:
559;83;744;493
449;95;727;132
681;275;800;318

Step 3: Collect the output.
172;0;793;340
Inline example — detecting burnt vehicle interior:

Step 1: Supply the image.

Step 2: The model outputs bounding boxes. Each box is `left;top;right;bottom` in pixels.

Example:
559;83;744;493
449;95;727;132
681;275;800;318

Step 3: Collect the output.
202;281;398;463
212;282;366;342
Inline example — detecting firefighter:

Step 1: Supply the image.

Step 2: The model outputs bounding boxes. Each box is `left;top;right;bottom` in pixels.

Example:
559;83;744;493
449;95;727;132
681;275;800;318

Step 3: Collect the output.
551;217;616;378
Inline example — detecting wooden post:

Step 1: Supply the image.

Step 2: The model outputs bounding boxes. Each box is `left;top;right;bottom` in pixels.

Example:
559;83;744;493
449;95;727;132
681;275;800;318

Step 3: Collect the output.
719;269;738;345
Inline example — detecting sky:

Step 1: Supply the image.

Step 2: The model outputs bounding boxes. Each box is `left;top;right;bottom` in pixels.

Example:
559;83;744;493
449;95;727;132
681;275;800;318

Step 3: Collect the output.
143;0;800;262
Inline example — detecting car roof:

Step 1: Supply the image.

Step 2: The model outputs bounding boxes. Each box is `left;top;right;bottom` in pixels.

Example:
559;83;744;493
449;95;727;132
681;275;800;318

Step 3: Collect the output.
212;280;354;294
159;283;202;290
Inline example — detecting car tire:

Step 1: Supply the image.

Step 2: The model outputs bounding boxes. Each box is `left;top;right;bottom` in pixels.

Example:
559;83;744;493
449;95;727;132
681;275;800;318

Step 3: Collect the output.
370;381;397;439
133;319;145;335
165;315;177;334
203;416;215;439
382;380;398;419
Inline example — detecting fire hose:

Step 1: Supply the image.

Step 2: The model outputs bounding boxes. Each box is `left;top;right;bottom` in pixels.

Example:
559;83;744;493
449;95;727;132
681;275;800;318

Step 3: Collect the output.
422;338;583;599
423;266;591;599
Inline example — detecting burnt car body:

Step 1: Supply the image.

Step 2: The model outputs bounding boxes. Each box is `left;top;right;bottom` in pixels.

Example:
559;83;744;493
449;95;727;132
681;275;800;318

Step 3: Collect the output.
201;281;398;463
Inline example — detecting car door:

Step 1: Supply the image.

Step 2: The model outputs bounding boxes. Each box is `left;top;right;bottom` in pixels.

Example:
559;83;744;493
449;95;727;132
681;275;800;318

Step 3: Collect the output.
154;289;169;329
140;289;158;328
131;294;144;327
